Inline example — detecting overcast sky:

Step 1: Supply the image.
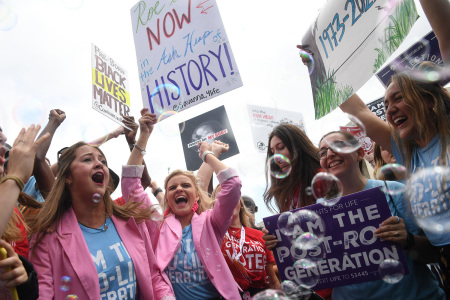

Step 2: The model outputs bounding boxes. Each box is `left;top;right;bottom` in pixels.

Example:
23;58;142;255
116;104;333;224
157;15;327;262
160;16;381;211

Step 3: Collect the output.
0;0;433;222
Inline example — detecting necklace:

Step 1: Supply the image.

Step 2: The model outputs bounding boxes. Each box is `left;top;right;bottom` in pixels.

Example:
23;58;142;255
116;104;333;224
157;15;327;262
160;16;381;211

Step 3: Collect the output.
79;217;109;232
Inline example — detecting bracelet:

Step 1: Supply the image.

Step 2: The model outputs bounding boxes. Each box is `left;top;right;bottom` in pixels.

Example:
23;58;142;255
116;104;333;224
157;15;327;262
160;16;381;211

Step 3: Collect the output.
134;144;146;155
153;188;162;197
201;151;215;162
403;232;415;250
0;175;25;191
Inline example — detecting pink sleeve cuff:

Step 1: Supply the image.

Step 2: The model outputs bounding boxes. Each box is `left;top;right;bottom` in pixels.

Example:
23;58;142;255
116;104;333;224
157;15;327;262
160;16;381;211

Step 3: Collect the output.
121;165;144;178
216;168;238;184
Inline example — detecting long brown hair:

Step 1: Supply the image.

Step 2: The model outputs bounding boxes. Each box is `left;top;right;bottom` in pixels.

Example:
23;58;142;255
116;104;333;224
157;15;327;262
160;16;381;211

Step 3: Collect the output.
390;62;450;171
30;142;154;248
263;124;320;213
163;169;213;215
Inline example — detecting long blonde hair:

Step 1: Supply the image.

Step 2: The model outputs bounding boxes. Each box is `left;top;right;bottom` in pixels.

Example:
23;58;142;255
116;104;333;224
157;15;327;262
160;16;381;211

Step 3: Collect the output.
30;142;154;249
163;169;213;215
390;62;450;171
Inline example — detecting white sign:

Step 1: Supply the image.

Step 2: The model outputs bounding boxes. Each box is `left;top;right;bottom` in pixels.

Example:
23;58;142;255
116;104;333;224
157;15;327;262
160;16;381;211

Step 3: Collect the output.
247;105;305;153
130;0;242;120
91;44;131;126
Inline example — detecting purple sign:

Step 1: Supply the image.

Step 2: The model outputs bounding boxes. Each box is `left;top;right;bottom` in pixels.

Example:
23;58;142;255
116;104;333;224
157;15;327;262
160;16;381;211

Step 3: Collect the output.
263;188;409;290
376;31;449;87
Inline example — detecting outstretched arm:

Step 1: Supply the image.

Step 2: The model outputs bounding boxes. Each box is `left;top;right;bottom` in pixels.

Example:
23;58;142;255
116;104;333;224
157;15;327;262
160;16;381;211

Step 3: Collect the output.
339;94;392;153
33;109;66;198
0;125;49;237
419;0;450;65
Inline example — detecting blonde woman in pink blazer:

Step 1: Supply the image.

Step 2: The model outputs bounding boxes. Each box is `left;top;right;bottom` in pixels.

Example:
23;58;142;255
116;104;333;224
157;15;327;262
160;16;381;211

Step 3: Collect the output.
121;110;242;300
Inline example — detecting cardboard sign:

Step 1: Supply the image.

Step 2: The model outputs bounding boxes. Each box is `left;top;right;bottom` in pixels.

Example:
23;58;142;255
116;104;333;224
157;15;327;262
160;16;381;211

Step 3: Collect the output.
302;0;418;119
263;188;408;290
247;105;305;153
376;31;449;87
91;44;131;126
179;105;239;171
130;0;242;120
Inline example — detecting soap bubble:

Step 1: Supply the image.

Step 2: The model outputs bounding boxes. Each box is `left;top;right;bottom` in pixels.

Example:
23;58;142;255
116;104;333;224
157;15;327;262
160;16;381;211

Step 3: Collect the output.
299;50;315;76
267;154;292;179
277;211;294;236
378;259;404;284
311;172;343;206
13;98;47;127
376;163;408;194
293;259;319;288
150;84;184;114
82;122;109;147
92;193;101;203
60;276;71;292
65;295;79;300
289;209;326;242
252;289;289;300
406;166;450;235
294;232;320;250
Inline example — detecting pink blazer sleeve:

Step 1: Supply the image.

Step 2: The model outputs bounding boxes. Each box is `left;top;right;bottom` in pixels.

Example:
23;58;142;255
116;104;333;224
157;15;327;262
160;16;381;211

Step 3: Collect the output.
211;168;242;242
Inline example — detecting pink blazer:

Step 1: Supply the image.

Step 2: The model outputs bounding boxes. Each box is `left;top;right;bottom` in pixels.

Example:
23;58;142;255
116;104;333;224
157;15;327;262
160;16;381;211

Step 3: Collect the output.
29;207;173;300
121;167;242;300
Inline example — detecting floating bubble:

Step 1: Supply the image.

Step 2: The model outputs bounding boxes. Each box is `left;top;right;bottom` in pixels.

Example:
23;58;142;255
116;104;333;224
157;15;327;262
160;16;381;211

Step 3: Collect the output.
0;7;16;31
378;259;404;284
294;232;320;250
61;0;84;10
345;113;367;136
81;122;109;147
150;205;164;222
289;209;326;243
376;163;408;194
0;1;10;21
305;186;312;196
406;166;450;235
293;259;319;288
92;193;101;203
252;289;289;300
60;276;71;292
267;154;292;179
65;295;79;300
299;50;315;76
13;98;47;127
150;84;184;114
277;211;294;236
281;280;297;295
311;172;343;206
156;111;184;137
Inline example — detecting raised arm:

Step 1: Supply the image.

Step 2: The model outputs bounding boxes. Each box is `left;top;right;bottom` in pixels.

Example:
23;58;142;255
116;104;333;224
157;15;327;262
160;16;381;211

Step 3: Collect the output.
0;125;49;237
196;140;229;193
123;115;151;190
88;125;124;147
339;93;393;152
419;0;450;65
33;109;66;198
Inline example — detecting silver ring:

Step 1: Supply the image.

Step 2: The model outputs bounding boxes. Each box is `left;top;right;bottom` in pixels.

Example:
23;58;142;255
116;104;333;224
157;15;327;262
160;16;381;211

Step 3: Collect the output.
394;232;400;237
396;216;400;223
18;140;25;143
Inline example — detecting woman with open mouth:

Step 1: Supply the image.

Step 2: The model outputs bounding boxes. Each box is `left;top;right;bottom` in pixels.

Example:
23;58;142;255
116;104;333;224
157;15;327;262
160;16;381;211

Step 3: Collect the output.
318;130;444;300
121;110;243;299
29;111;173;300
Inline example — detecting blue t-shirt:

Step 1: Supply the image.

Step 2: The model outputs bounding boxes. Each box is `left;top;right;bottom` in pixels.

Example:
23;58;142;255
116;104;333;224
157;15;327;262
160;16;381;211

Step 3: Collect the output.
79;217;137;300
23;176;45;203
332;180;444;300
164;224;220;300
392;134;450;246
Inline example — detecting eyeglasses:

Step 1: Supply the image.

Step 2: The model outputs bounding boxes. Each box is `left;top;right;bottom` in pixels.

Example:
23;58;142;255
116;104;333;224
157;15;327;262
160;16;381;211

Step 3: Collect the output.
316;141;347;159
57;147;69;162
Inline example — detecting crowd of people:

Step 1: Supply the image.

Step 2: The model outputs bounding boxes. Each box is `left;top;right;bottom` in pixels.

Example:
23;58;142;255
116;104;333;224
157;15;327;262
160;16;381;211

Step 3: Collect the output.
1;0;450;299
